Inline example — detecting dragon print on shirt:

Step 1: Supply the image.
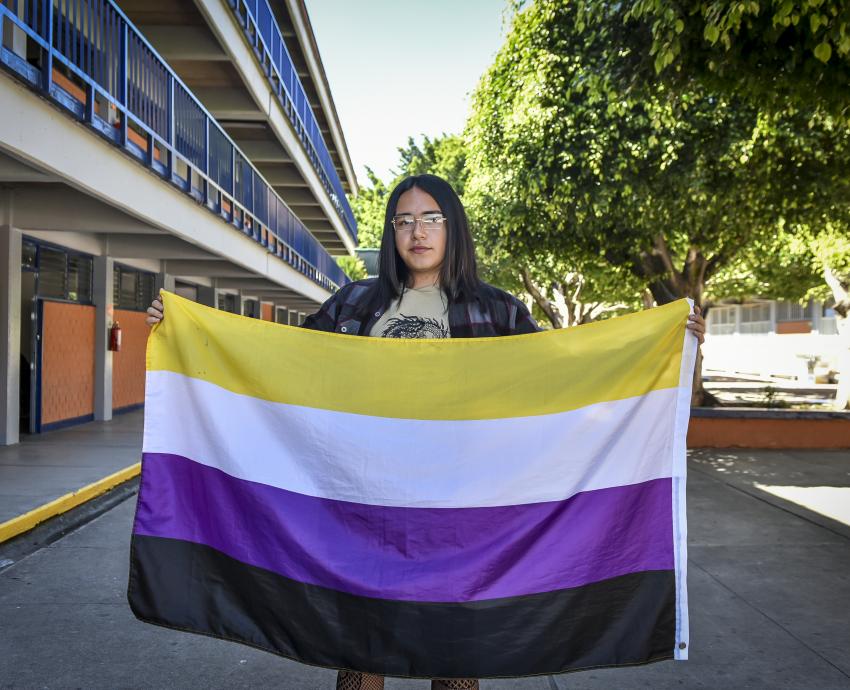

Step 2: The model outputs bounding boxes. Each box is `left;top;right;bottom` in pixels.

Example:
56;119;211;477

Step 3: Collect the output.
379;314;450;339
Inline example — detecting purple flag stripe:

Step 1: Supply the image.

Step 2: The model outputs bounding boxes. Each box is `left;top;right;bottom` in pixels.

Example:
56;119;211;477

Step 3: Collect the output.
133;452;673;603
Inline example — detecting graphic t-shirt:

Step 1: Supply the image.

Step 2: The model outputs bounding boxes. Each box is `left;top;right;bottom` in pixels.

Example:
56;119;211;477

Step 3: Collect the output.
369;285;450;339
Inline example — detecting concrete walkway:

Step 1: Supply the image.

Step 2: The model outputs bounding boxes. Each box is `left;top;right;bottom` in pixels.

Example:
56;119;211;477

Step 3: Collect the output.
1;448;848;688
0;411;143;524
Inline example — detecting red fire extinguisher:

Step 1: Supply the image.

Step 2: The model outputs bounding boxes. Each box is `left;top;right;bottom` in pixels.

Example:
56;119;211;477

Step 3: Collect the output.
109;321;122;352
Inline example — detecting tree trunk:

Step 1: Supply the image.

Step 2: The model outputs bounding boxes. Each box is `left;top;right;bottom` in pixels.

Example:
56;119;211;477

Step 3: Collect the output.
520;268;562;329
634;236;710;406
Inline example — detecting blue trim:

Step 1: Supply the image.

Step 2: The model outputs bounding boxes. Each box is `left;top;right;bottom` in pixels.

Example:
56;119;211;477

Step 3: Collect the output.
34;299;44;433
226;0;357;244
0;0;350;292
40;413;96;433
114;402;144;415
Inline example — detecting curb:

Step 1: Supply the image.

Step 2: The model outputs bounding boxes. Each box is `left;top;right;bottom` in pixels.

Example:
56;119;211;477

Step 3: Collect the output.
0;472;140;572
0;462;141;544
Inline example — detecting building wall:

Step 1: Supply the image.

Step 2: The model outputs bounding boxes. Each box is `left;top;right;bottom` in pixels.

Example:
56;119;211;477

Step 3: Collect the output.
704;299;842;379
261;303;273;321
112;309;148;411
40;301;95;426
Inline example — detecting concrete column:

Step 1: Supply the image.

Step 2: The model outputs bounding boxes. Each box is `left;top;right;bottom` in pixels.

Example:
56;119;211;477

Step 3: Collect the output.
769;301;777;335
93;256;114;422
0;194;22;445
156;262;176;297
155;272;175;295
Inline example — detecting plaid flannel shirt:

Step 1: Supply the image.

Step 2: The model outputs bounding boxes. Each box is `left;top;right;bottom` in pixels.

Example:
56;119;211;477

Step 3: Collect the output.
302;278;540;338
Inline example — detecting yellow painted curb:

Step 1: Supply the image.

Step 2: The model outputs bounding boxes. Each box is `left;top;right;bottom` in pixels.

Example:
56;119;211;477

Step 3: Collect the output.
0;461;141;543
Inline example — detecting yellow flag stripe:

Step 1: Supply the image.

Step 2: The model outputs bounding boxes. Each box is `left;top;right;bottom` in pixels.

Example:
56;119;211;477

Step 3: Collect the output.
147;291;690;421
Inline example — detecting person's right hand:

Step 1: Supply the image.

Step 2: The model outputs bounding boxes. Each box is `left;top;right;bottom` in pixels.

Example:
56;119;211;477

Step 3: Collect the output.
145;292;164;327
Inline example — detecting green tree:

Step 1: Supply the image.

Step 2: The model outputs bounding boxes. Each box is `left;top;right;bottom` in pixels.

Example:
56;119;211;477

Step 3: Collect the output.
349;167;391;249
465;0;850;403
627;1;850;116
622;0;850;408
335;254;368;281
398;134;470;195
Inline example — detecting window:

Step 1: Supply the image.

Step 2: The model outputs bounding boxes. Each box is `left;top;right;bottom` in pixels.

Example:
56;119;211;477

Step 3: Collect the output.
38;246;68;299
67;255;92;302
118;270;136;306
243;299;260;318
218;293;239;313
21;241;37;270
175;282;198;302
113;265;156;311
740;303;771;334
708;307;736;335
31;243;93;302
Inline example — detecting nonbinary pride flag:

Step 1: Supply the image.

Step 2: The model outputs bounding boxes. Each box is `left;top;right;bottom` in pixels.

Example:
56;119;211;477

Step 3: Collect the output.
128;291;696;679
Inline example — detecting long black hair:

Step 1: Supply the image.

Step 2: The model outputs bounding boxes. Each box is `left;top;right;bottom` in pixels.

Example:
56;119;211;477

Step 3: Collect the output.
373;174;480;311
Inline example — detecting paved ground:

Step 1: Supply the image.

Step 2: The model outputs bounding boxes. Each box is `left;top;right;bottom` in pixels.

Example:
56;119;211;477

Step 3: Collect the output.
0;412;143;523
703;373;838;408
1;449;849;689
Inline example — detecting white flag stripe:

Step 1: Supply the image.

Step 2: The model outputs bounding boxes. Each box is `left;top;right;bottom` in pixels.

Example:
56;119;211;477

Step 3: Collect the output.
143;370;681;509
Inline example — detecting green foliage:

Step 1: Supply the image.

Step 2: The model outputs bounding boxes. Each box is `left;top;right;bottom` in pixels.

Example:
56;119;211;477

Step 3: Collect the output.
627;1;850;116
464;0;850;309
348;135;469;249
709;222;850;304
396;134;470;196
335;254;368;282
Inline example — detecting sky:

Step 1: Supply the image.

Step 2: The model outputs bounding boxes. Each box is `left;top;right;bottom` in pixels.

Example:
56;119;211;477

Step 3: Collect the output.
305;0;511;188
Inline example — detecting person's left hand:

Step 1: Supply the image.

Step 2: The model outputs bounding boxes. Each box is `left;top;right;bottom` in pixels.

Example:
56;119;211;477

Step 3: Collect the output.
687;305;706;346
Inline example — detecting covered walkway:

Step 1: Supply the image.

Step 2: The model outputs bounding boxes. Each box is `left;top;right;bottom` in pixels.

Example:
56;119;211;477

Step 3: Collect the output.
0;410;141;527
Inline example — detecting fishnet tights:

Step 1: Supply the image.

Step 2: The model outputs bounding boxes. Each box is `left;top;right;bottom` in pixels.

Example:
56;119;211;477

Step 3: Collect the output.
335;671;384;690
335;672;479;690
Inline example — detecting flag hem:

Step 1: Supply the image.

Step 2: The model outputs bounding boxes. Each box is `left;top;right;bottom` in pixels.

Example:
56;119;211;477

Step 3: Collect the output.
672;298;697;660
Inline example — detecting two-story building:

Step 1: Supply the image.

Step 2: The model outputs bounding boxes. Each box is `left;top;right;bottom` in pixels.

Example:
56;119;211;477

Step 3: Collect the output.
0;0;357;444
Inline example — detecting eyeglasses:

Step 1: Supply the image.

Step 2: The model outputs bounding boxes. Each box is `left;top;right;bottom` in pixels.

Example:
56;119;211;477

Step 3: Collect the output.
391;213;447;232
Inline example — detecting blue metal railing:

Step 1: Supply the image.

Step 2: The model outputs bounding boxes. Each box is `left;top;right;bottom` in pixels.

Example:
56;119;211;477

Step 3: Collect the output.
228;0;358;245
0;0;350;292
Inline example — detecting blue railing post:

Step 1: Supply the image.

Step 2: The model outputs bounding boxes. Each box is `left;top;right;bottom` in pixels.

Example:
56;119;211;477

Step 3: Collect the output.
203;116;210;204
230;144;236;215
166;73;174;179
118;19;127;147
41;0;53;93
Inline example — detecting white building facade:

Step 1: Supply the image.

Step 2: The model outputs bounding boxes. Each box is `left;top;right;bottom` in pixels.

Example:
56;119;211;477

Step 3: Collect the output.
704;299;842;381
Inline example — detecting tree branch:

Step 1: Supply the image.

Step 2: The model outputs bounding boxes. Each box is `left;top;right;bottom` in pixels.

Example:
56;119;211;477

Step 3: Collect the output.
520;267;563;328
824;265;850;319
